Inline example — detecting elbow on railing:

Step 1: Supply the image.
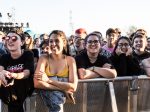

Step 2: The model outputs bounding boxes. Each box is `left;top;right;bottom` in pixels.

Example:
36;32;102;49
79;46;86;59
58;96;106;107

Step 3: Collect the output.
113;72;117;78
111;69;117;78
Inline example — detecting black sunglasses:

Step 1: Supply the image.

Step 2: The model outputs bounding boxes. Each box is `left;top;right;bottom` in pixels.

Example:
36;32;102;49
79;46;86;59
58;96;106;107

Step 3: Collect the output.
4;36;19;42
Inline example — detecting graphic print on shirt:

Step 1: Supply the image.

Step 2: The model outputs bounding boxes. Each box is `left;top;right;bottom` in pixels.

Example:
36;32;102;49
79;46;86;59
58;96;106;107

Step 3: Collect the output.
7;64;24;73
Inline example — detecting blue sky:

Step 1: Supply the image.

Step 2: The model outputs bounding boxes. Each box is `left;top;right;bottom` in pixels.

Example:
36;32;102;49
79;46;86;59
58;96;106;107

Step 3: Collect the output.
0;0;150;36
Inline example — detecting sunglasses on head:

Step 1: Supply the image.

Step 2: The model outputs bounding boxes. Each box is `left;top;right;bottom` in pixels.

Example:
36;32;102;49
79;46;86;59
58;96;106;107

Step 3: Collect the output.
4;36;18;42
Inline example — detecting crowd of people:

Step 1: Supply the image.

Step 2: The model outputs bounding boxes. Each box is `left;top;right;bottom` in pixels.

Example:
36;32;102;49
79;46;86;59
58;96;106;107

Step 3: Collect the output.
0;27;149;112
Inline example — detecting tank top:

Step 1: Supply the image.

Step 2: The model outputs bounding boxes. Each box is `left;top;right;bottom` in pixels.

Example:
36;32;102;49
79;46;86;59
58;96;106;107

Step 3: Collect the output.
45;55;69;78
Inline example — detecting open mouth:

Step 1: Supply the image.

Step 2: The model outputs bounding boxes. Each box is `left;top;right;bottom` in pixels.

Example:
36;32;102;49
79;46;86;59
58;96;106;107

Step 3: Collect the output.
8;43;14;47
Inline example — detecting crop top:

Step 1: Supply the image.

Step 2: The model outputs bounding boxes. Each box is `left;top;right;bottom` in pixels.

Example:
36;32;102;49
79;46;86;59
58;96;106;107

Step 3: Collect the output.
45;56;69;78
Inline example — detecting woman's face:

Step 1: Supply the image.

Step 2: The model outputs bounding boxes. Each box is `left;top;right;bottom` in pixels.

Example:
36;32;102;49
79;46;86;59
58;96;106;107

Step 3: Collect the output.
133;37;147;52
85;35;100;54
25;36;31;45
117;39;130;53
49;34;64;54
6;33;22;52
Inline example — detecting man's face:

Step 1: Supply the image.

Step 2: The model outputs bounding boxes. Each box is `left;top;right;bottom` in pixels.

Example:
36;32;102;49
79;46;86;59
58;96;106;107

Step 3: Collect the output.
74;37;85;51
106;33;117;46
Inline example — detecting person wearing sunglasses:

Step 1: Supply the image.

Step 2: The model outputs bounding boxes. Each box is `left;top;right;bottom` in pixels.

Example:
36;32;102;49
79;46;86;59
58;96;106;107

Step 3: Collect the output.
75;33;117;79
0;30;34;112
110;36;141;76
34;30;78;112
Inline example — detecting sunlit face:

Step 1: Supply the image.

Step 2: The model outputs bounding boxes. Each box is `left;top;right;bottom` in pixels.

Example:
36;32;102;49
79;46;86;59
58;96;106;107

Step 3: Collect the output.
6;33;22;52
117;39;130;53
106;33;117;46
85;35;100;54
49;34;64;54
133;37;147;52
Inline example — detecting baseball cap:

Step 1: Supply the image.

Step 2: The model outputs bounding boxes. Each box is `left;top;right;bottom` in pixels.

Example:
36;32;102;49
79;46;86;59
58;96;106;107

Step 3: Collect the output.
75;28;87;34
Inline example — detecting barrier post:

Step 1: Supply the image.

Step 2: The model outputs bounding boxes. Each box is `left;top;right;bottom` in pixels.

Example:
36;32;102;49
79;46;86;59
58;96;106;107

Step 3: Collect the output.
109;81;118;112
82;83;87;112
130;76;139;112
0;99;1;112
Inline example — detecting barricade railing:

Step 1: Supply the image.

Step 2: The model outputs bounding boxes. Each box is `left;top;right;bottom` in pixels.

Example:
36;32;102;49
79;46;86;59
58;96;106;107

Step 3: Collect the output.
0;75;150;112
64;75;150;112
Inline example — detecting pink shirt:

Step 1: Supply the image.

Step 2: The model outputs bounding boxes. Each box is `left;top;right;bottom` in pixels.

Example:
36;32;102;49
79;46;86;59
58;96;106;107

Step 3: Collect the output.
102;45;114;53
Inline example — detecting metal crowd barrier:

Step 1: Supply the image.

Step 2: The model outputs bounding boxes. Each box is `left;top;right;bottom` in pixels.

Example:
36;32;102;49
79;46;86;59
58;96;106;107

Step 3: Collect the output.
0;75;150;112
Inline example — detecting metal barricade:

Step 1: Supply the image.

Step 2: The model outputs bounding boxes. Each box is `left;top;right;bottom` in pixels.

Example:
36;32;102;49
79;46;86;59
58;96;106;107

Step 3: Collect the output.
0;76;150;112
64;76;150;112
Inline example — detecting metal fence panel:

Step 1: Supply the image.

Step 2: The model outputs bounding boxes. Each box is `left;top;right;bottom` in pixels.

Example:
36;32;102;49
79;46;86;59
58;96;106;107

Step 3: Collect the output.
113;80;129;112
1;77;150;112
137;80;150;111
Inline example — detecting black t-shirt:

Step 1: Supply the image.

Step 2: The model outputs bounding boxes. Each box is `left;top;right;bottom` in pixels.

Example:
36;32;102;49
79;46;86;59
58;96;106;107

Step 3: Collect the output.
132;50;150;75
110;53;141;76
75;50;111;69
0;50;34;75
0;50;34;104
132;50;150;62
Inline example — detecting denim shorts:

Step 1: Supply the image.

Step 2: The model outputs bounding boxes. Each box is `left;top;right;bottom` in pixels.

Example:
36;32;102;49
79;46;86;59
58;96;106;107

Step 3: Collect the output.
40;90;65;112
40;76;68;112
